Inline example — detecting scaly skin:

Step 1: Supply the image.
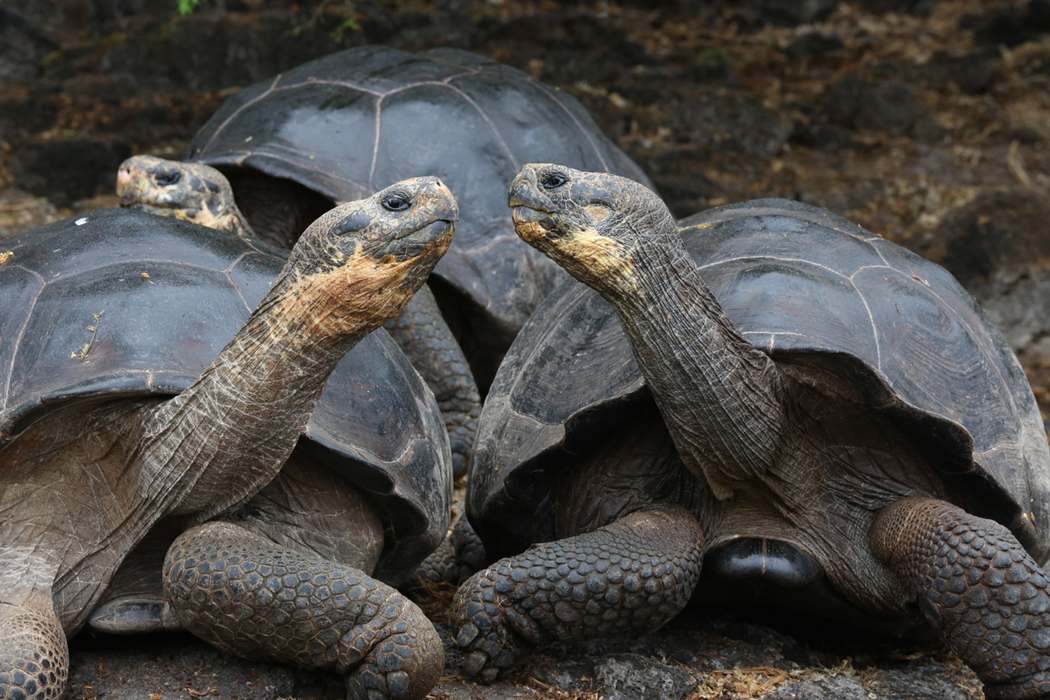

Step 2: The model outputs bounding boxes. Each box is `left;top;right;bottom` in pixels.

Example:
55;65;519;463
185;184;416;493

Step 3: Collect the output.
383;287;481;477
119;156;479;474
0;602;66;700
450;507;703;683
414;511;487;587
872;498;1050;699
165;522;442;700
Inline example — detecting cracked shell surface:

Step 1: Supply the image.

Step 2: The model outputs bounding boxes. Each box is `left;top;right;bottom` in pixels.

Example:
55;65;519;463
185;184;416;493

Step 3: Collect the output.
187;46;652;347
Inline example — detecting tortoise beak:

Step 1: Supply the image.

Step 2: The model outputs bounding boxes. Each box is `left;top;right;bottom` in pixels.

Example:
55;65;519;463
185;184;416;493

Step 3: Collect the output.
510;206;549;225
406;176;458;228
429;178;458;223
508;168;541;210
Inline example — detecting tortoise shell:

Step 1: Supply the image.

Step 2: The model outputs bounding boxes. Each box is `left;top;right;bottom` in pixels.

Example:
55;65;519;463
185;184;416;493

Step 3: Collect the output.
470;198;1050;562
0;209;451;581
186;46;651;377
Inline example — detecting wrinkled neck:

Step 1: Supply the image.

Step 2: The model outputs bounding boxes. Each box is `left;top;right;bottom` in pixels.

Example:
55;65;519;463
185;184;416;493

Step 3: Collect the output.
605;239;786;499
136;270;366;521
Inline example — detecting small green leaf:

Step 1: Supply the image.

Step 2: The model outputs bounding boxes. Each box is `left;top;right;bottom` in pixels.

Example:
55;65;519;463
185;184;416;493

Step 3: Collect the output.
177;0;202;16
331;16;362;42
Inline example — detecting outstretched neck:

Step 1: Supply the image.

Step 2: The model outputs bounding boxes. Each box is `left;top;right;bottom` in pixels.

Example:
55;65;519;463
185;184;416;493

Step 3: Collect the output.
135;271;363;520
605;238;786;499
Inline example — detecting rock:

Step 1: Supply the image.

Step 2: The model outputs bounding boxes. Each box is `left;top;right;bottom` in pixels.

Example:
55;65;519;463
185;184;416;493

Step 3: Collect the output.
785;32;845;59
921;49;1001;95
766;675;870;699
962;0;1050;48
67;631;342;699
750;0;840;26
938;190;1049;287
0;189;62;238
640;148;723;218
0;7;56;83
100;10;345;91
823;75;940;140
593;653;697;700
688;46;734;82
937;189;1050;420
481;12;654;87
854;0;937;14
9;137;130;206
674;90;794;157
865;658;984;699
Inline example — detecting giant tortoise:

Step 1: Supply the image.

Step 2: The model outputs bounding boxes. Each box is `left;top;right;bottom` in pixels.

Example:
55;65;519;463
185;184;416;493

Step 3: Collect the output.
115;153;480;475
0;177;456;700
451;165;1050;699
181;45;652;387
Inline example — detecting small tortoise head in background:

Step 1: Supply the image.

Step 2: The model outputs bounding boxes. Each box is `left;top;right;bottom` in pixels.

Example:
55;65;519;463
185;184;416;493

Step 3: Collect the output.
116;155;244;234
507;164;676;294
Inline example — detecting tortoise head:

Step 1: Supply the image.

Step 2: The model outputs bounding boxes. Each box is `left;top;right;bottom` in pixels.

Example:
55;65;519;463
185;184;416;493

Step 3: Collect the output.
276;176;457;341
116;155;243;233
508;164;676;294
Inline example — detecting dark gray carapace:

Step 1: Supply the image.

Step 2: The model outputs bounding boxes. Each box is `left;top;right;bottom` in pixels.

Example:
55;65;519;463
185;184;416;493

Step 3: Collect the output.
187;46;653;385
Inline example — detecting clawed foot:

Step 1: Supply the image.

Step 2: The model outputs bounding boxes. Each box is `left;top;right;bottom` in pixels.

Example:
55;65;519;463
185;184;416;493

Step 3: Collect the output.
343;601;444;700
414;515;487;588
165;522;443;700
450;563;538;683
449;508;704;684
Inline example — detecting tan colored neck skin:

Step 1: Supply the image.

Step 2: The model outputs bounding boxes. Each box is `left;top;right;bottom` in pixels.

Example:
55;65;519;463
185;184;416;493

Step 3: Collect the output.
134;268;371;523
605;240;788;500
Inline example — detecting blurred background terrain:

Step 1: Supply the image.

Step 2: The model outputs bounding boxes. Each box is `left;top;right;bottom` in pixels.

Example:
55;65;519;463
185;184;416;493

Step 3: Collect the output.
0;0;1047;697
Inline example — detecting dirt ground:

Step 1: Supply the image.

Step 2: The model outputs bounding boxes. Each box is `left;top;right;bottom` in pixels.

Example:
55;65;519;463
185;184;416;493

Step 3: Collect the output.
2;0;1050;697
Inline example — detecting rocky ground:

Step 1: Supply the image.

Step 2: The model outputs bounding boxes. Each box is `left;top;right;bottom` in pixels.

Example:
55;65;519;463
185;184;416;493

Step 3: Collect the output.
3;0;1050;697
67;609;984;699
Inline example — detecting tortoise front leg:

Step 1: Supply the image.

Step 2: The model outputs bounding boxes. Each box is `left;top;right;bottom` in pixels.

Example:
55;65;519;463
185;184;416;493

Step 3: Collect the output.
414;504;487;587
872;497;1050;699
0;591;67;700
449;506;704;683
383;286;480;476
163;522;442;700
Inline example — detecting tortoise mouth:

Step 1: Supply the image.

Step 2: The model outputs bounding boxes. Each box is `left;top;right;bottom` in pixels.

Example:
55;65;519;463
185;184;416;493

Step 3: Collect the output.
116;175;149;207
510;205;550;223
389;219;455;257
404;218;454;242
511;206;560;239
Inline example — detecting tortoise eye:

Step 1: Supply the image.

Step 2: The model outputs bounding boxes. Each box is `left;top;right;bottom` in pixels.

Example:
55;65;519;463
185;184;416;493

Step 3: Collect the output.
540;171;568;190
382;193;412;212
155;171;182;187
